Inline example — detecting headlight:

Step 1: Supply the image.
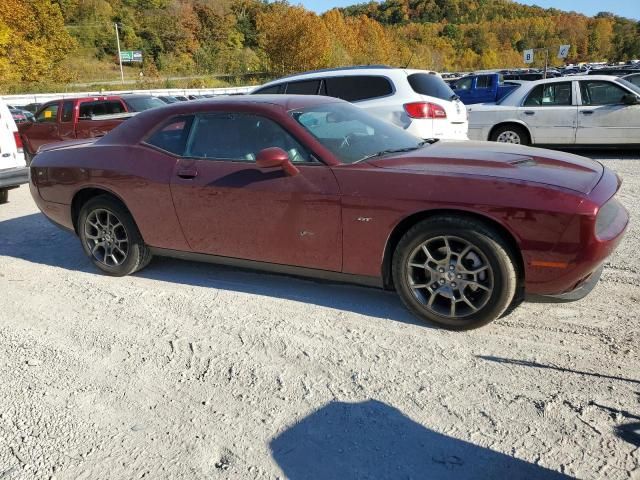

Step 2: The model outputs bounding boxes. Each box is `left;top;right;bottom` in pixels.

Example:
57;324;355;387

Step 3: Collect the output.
595;197;626;240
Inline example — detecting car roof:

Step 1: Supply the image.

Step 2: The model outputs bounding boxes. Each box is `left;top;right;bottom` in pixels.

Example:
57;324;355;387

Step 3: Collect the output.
526;74;624;84
99;95;345;146
120;94;157;99
256;67;442;91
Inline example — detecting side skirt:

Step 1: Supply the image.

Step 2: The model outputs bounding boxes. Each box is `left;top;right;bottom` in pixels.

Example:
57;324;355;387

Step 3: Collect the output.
149;247;384;289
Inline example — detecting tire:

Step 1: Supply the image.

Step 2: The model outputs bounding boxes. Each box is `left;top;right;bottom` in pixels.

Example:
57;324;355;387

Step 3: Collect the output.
0;189;8;204
78;195;152;276
489;124;531;146
392;217;518;330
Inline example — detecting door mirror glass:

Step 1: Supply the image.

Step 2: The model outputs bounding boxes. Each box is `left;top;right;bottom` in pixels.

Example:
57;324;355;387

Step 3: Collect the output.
256;147;299;176
622;94;639;105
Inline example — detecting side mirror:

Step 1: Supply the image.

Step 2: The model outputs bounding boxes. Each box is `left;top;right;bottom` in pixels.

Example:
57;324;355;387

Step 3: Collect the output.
256;147;299;176
622;94;639;105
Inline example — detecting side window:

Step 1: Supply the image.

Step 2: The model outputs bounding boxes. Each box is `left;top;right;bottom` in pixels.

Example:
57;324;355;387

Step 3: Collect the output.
285;80;321;95
524;82;572;106
476;75;492;89
454;77;473;90
61;101;74;122
79;102;97;119
37;104;59;123
146;115;195;156
186;113;311;163
104;101;126;114
580;81;628;106
325;76;393;102
253;84;284;95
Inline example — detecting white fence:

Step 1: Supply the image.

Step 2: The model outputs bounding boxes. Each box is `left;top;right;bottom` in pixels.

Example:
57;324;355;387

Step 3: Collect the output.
1;86;254;106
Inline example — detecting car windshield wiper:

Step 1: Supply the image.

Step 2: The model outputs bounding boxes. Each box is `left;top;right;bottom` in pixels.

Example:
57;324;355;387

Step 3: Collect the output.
355;139;437;163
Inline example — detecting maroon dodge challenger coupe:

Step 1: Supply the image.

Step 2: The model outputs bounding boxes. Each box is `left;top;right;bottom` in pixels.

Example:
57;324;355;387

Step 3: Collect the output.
29;95;628;329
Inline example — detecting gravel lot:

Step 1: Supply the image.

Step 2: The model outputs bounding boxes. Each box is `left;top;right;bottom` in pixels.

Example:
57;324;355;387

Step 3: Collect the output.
0;151;639;480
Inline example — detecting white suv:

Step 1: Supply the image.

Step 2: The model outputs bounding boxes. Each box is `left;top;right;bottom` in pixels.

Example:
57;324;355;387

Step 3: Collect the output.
252;66;469;140
0;98;28;204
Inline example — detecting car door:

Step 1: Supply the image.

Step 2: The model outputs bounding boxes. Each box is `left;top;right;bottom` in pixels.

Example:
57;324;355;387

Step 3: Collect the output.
169;112;342;271
517;81;577;144
25;102;61;152
472;75;494;103
576;79;640;144
58;100;76;141
452;76;473;104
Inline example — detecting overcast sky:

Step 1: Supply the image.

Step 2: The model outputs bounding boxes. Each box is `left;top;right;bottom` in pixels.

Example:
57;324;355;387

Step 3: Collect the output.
297;0;639;20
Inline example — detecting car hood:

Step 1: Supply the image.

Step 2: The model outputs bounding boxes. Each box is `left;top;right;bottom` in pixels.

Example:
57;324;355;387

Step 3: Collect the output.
367;141;603;194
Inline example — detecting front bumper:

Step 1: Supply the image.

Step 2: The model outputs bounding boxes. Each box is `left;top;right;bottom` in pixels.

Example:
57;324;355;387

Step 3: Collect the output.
527;264;604;303
0;166;29;190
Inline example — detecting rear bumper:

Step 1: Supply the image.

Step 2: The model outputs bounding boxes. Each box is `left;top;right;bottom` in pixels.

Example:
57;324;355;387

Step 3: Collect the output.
0;167;29;190
407;120;469;141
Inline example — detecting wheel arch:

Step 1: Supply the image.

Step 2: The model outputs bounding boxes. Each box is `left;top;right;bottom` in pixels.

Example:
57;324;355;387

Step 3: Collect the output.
488;121;533;144
71;187;137;236
381;209;525;290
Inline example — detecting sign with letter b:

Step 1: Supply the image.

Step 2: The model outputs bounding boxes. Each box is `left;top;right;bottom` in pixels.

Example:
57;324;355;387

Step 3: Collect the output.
523;49;534;64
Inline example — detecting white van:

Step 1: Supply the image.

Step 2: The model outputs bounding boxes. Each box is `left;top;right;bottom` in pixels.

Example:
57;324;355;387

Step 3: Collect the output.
0;98;28;204
252;66;469;141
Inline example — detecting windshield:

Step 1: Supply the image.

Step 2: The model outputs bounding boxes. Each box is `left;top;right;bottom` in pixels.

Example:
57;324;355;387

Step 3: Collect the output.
616;78;640;96
291;103;426;164
124;96;166;112
407;73;457;101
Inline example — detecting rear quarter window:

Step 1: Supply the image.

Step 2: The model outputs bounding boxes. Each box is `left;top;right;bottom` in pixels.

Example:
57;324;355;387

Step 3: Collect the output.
285;80;321;95
407;73;456;101
253;84;285;94
145;116;195;156
324;76;393;102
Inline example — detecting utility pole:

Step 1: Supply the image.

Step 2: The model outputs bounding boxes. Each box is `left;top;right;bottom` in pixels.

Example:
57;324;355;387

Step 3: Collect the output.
543;48;549;79
115;23;124;85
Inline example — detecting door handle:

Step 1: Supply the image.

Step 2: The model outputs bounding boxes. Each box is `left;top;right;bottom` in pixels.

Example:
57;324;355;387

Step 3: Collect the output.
177;168;198;179
523;111;535;115
581;111;594;115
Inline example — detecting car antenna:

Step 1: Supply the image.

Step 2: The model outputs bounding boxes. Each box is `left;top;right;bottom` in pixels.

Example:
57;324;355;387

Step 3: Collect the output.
404;53;415;69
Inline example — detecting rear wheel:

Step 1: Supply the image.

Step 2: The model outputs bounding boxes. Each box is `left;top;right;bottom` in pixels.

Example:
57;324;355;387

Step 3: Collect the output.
490;124;531;146
392;217;517;330
0;189;8;204
78;195;152;276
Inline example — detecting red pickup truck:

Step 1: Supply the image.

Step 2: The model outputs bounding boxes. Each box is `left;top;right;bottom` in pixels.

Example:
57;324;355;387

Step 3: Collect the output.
19;96;137;163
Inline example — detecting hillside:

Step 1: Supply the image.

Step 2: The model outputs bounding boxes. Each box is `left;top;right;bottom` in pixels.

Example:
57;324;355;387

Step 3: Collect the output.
0;0;638;93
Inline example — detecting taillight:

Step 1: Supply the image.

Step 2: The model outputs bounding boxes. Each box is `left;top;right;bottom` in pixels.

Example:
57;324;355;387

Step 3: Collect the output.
404;102;448;119
13;131;23;152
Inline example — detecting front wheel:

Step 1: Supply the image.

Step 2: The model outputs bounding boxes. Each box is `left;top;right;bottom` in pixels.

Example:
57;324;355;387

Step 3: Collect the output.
392;217;517;330
78;195;152;276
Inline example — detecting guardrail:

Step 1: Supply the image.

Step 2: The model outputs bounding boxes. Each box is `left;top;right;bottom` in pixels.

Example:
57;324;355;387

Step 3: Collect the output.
1;86;254;106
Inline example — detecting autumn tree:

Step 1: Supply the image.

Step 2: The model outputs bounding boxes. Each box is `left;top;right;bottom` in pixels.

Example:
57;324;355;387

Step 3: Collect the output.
256;3;331;74
0;0;76;84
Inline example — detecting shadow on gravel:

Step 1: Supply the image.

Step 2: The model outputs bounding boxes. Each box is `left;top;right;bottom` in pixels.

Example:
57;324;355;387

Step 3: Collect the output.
616;423;640;447
477;355;640;385
0;213;420;326
270;400;572;480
